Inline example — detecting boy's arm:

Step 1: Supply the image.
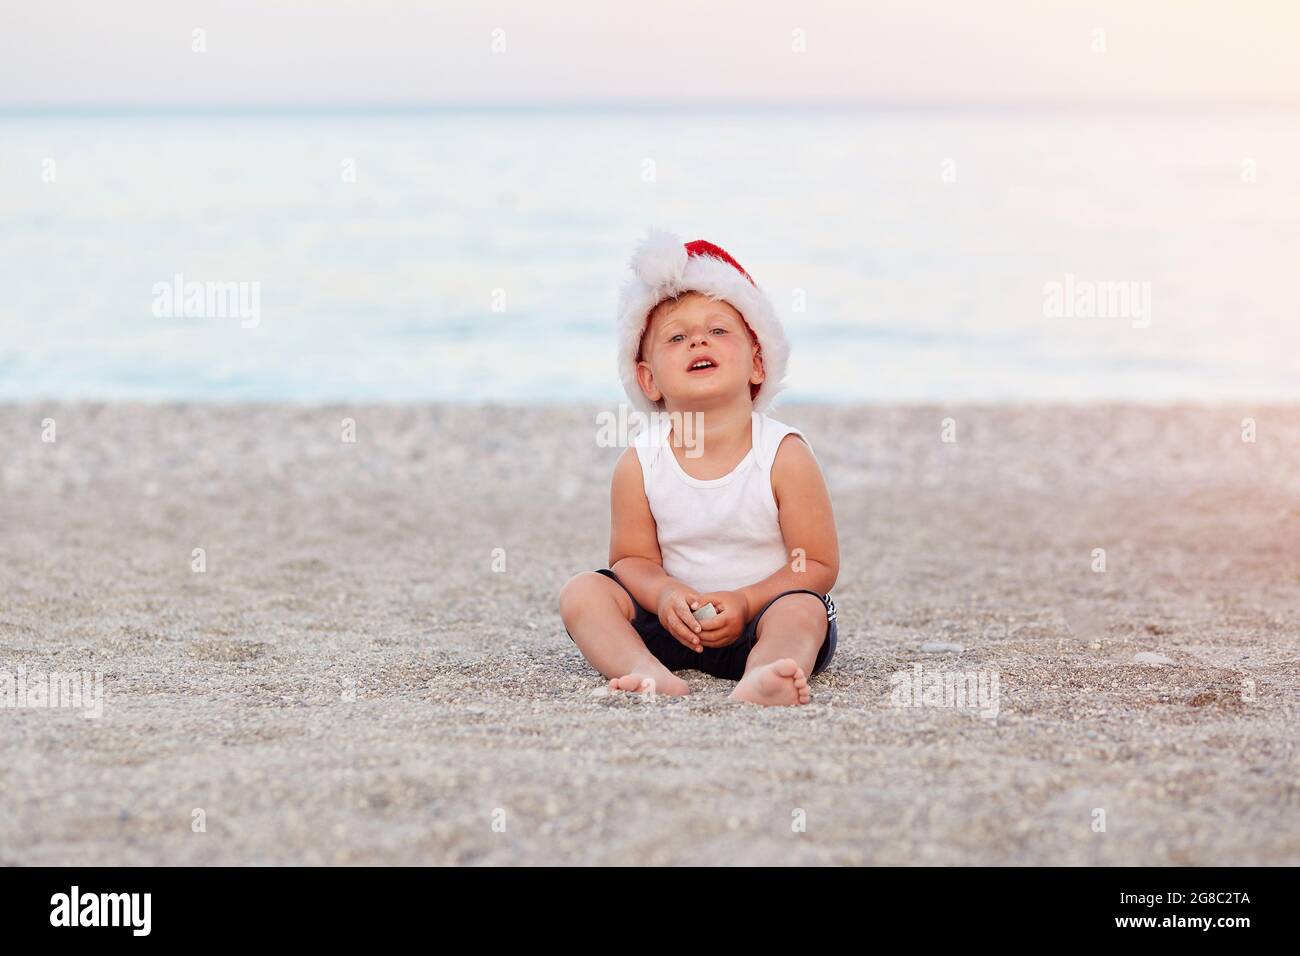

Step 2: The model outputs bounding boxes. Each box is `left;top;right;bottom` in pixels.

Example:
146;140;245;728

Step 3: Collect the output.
738;434;839;612
607;448;706;649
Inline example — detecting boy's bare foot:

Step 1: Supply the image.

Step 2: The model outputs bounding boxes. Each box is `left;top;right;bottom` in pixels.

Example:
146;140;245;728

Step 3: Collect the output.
608;672;690;697
729;659;810;706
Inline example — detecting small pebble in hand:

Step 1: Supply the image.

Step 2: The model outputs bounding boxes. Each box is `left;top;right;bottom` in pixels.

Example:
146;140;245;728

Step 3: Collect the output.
692;603;718;623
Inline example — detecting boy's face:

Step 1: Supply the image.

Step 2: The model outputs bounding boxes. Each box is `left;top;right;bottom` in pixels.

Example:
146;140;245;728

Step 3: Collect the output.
635;293;764;410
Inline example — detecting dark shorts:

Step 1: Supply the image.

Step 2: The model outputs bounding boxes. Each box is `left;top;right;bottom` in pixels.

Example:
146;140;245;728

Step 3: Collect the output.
568;569;838;680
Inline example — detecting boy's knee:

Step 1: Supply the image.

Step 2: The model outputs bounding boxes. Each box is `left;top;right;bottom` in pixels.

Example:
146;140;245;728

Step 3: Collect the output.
558;572;596;616
559;571;626;620
756;592;826;640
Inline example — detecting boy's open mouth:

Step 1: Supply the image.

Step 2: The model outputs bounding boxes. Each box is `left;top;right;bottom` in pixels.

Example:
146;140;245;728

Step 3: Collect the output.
686;357;718;374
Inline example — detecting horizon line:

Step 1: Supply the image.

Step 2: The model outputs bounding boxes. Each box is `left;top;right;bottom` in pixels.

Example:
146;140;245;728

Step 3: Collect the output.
3;96;1300;116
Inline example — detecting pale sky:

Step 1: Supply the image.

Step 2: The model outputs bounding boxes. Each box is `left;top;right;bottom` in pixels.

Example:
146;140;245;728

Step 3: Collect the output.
3;0;1299;107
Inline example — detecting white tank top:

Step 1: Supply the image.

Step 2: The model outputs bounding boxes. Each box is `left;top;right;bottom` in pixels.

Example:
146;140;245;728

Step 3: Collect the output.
633;412;809;594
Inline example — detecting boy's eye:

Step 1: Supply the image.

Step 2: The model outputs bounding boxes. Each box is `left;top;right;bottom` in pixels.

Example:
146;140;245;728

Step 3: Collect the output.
710;328;727;335
668;334;686;343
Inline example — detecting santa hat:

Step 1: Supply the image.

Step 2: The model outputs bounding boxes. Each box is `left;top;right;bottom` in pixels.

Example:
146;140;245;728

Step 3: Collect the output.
617;229;789;415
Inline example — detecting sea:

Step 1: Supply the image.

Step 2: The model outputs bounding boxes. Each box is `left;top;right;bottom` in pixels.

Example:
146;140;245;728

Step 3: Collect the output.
2;105;1297;404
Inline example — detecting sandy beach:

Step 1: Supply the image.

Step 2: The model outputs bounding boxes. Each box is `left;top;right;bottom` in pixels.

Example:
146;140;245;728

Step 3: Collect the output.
1;402;1297;865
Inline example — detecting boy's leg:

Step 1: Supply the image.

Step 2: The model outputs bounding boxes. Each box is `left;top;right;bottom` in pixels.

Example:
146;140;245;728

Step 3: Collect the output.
559;571;689;696
730;592;827;706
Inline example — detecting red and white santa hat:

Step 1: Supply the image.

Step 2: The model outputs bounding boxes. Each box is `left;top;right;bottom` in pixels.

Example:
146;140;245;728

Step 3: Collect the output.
617;229;789;415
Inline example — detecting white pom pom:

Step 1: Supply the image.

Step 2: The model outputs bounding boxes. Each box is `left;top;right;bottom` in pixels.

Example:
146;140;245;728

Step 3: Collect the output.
631;228;687;289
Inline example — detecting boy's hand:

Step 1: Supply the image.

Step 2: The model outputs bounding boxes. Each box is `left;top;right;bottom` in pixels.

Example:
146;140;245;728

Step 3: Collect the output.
656;583;706;653
694;591;750;648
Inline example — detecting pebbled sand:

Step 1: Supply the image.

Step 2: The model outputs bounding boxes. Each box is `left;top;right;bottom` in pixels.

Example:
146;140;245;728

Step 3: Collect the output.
1;403;1298;865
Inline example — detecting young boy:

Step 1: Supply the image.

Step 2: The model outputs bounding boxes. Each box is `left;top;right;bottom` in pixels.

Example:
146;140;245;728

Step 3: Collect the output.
559;230;839;706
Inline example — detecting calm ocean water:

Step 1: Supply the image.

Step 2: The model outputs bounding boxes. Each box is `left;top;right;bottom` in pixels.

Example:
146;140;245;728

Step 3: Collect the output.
2;107;1297;403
